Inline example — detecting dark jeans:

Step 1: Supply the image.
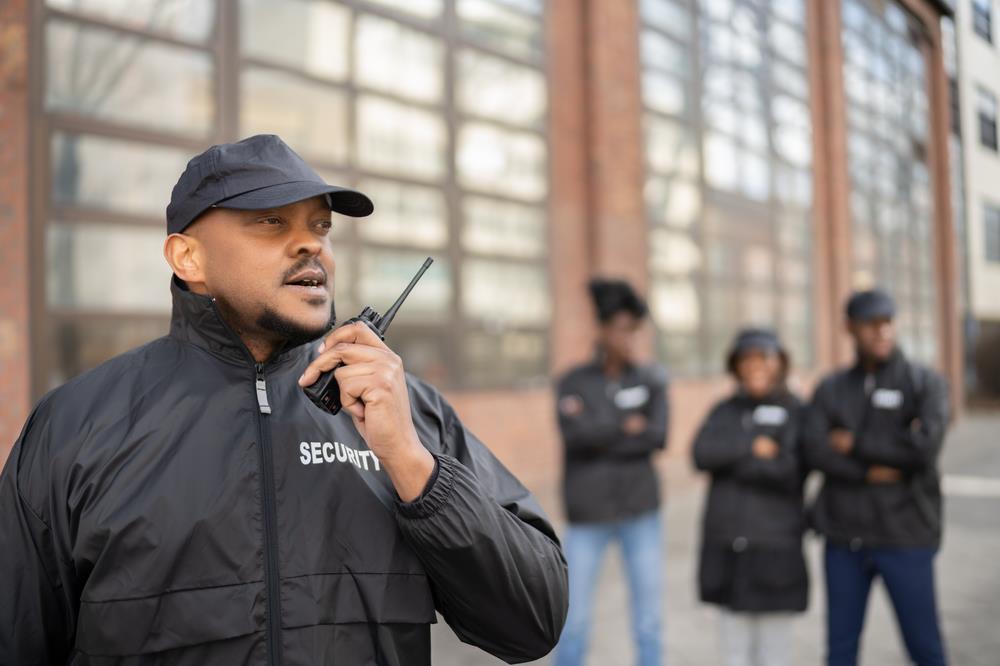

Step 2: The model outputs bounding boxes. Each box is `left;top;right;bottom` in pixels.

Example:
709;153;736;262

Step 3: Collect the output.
824;542;947;666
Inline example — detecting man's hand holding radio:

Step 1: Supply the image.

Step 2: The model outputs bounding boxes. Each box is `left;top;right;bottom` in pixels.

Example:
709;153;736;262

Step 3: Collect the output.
299;321;435;501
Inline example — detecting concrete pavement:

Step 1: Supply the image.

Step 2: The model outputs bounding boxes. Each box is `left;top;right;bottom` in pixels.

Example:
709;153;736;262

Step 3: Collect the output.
431;410;1000;665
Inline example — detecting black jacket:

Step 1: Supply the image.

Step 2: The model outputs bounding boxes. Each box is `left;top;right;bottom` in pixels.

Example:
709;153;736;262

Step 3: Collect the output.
0;281;568;665
692;392;808;612
556;358;669;524
803;350;949;549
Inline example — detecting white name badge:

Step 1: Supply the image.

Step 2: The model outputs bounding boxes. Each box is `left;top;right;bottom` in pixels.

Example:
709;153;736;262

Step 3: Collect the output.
752;404;788;426
872;388;904;410
614;385;650;410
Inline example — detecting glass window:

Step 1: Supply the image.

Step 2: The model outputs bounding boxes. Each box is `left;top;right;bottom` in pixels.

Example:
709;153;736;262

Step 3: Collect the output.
461;259;550;326
363;0;444;19
462;330;547;389
46;0;215;42
973;0;994;43
977;86;999;152
457;49;546;126
356;96;447;179
645;176;702;229
240;0;349;81
47;222;173;313
241;68;350;166
457;0;543;60
49;318;169;388
46;20;214;137
640;0;692;40
985;204;1000;263
357;179;448;248
457;123;547;200
463;197;546;258
641;30;689;77
358;250;452;319
50;133;190;218
355;15;444;103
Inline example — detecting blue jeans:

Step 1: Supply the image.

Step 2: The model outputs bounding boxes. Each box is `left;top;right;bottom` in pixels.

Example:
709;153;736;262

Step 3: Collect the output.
824;543;947;666
554;511;664;666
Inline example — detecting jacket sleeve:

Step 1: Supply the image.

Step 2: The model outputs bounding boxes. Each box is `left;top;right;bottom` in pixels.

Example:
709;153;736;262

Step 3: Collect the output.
612;372;670;457
692;402;753;473
802;381;869;483
853;370;950;472
0;406;76;665
396;381;568;664
731;404;804;493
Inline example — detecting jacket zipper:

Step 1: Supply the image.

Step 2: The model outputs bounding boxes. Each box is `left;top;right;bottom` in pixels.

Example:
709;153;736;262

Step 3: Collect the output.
255;363;282;665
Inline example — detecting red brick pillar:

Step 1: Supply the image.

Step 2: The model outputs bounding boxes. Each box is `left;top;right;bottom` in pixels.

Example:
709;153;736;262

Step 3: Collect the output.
0;0;32;467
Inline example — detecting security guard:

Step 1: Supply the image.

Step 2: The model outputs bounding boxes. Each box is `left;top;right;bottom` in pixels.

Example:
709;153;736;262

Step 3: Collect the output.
553;279;669;666
804;289;950;666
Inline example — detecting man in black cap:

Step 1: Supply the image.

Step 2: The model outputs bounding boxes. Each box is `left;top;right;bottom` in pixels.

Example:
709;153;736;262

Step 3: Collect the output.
803;288;950;666
553;279;669;666
0;134;568;664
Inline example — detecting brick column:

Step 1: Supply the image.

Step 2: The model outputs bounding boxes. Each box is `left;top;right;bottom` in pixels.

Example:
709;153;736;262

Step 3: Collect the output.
0;0;32;467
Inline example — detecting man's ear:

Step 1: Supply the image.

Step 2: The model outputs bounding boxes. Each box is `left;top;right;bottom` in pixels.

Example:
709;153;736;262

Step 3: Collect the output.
164;233;206;286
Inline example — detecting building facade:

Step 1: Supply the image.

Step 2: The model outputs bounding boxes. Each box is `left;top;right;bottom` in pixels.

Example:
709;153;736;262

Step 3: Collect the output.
953;0;1000;395
0;0;961;488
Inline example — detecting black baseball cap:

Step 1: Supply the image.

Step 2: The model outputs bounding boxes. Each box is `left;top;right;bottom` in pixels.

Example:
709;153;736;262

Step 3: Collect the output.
726;327;788;375
166;134;373;234
845;288;896;322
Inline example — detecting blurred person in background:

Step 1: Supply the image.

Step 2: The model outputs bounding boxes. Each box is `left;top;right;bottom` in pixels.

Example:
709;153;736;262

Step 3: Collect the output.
692;328;808;666
553;278;670;666
0;134;568;665
804;289;950;666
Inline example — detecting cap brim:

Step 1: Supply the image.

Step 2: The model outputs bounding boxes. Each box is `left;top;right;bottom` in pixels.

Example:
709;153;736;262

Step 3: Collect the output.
216;181;374;217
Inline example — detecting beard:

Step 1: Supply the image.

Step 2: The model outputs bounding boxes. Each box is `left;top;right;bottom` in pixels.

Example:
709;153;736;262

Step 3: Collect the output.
256;300;336;349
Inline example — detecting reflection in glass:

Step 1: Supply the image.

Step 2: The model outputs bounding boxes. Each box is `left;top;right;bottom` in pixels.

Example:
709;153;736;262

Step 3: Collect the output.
241;0;349;81
355;14;443;103
356;96;447;179
358;179;447;248
51;317;169;387
241;68;349;165
46;20;213;136
458;49;546;126
50;133;190;217
463;197;546;258
462;259;549;325
359;250;451;318
47;0;215;41
457;123;547;200
457;0;543;60
47;222;173;313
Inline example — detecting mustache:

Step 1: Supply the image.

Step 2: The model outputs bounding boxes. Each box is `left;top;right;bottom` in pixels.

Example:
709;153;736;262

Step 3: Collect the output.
281;258;329;285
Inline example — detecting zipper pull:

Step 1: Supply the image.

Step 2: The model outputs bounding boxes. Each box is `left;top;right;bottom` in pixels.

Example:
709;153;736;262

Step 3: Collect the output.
255;364;272;415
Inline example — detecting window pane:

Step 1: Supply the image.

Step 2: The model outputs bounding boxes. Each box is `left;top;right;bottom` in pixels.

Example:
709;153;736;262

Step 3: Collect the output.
641;30;689;77
355;15;443;103
240;0;349;81
642;71;687;117
649;228;702;275
50;318;169;387
462;329;547;388
46;20;213;136
645;176;701;228
457;123;547;200
457;0;543;60
47;222;172;313
356;96;447;179
649;277;700;333
47;0;215;42
645;115;700;176
357;179;448;248
463;197;546;258
241;68;349;166
640;0;692;40
358;250;451;319
363;0;443;19
462;259;549;325
50;133;190;218
458;49;546;126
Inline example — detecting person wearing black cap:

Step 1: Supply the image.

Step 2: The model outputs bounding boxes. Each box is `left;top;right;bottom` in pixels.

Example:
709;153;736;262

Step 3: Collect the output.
692;328;808;666
803;288;950;666
553;279;669;666
0;134;568;665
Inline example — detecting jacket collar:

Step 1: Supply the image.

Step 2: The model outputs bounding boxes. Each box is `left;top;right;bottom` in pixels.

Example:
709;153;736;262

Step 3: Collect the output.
851;346;906;377
168;277;306;370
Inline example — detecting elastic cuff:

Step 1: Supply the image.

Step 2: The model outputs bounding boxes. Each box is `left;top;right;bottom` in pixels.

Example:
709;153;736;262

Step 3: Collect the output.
395;454;457;519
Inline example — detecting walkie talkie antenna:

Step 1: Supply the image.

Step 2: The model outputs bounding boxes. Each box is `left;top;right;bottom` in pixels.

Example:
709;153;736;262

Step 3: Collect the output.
376;257;433;335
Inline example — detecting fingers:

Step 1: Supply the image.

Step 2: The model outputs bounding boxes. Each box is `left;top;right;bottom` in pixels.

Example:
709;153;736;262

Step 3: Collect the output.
298;342;401;387
319;321;388;354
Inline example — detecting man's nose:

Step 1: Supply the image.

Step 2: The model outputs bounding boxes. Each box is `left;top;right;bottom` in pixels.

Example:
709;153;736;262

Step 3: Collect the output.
289;226;323;256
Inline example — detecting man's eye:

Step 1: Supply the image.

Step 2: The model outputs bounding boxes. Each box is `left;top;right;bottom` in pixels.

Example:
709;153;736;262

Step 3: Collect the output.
260;216;283;225
315;220;333;232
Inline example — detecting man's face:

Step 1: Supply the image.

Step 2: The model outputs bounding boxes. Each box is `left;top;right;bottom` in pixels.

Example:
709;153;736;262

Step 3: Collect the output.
848;316;896;362
599;311;642;364
181;196;336;345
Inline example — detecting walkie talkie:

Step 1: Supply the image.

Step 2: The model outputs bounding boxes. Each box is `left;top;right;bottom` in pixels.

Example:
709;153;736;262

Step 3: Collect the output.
304;257;434;415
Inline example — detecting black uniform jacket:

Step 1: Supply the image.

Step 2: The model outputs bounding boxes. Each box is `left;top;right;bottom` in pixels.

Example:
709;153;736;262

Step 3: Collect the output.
803;349;949;549
0;280;568;665
692;391;808;613
556;358;669;524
